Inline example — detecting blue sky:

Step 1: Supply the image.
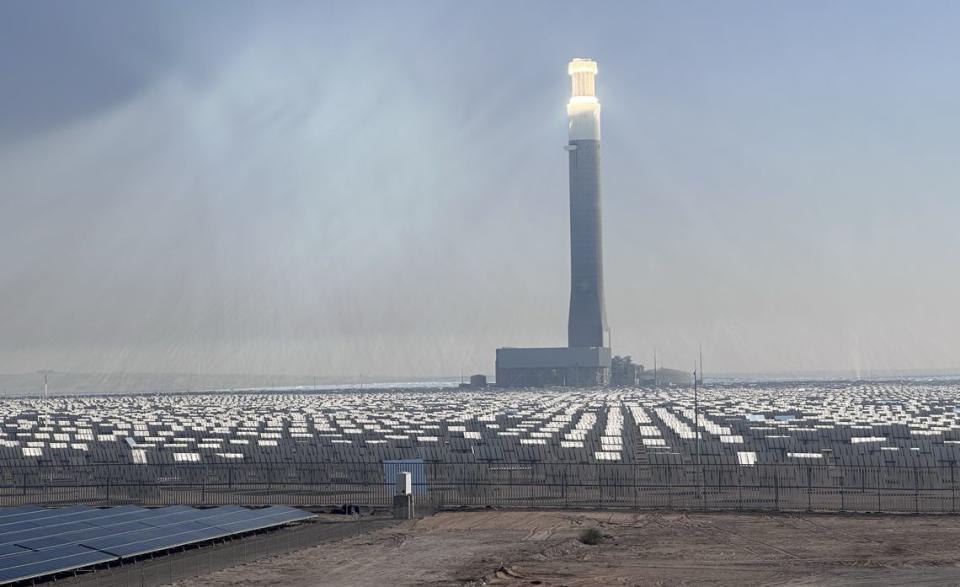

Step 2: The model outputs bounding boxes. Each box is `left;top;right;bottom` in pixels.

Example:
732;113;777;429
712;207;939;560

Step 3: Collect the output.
1;1;958;377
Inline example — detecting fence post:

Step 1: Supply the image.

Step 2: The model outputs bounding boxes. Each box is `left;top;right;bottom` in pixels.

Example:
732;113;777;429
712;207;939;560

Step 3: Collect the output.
839;469;845;512
597;463;603;509
667;466;673;509
876;467;881;512
700;466;706;511
915;467;920;514
774;467;780;512
716;465;722;509
633;465;638;510
737;469;742;511
952;462;956;514
479;464;486;508
807;466;812;512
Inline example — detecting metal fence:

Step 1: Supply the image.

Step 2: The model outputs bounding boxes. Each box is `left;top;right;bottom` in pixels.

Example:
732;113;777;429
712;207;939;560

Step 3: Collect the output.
2;462;960;514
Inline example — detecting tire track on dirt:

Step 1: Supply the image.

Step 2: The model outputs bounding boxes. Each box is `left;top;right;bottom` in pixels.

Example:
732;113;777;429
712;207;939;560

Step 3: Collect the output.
683;514;805;560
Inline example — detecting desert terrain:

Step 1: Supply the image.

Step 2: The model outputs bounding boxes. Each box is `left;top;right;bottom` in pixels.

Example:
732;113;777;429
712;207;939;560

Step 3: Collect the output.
176;510;960;586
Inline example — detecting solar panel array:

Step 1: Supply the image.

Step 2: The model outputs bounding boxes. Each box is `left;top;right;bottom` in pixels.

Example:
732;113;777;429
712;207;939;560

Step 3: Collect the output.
0;504;313;584
2;381;960;468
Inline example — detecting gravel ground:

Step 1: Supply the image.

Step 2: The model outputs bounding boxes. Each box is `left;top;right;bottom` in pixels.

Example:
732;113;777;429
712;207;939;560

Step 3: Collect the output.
176;510;960;586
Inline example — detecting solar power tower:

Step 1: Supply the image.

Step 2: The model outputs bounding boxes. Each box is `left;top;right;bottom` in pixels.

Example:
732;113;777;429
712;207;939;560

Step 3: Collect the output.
566;58;610;349
494;59;612;386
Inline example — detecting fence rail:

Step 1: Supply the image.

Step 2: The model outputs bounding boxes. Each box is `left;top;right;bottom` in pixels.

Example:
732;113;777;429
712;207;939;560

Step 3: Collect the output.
2;462;958;514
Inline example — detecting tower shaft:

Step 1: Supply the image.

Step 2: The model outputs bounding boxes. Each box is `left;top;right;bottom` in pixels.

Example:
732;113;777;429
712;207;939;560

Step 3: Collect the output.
566;59;609;349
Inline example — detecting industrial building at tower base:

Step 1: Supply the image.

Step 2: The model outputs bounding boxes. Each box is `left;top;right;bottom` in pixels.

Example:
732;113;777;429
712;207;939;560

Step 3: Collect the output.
496;347;611;387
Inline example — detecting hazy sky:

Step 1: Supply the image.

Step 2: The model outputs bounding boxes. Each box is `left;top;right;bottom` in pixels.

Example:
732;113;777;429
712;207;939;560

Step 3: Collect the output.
1;1;958;378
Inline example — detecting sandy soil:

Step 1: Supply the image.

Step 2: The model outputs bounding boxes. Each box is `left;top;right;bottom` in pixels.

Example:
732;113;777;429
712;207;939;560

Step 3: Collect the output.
177;510;960;586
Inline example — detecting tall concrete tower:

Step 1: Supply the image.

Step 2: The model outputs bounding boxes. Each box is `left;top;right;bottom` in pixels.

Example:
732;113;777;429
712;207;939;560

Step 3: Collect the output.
566;58;610;349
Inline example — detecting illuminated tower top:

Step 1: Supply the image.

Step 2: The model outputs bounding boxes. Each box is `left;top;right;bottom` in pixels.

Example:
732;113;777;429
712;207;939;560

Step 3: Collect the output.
567;58;601;141
568;58;598;97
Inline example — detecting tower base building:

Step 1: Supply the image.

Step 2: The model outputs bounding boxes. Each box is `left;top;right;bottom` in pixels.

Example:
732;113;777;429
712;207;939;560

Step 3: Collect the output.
496;347;611;387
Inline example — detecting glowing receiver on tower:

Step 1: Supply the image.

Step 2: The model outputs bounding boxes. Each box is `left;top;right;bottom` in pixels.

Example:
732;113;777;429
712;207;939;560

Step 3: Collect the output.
567;58;601;142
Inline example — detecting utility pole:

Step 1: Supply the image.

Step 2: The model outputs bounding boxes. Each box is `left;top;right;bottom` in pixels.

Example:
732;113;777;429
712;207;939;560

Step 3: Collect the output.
694;365;702;505
699;344;704;385
37;371;55;400
653;349;658;387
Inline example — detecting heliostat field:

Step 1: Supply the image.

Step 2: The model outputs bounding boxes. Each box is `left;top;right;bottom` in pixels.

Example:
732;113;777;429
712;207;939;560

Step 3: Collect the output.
3;381;959;468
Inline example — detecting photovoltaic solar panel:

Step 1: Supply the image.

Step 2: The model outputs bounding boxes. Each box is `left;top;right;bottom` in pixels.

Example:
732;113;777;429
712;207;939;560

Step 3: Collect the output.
0;505;315;584
205;506;313;534
15;521;157;552
63;504;145;523
71;506;152;527
0;506;44;523
0;545;31;558
0;506;94;533
137;507;233;527
0;521;102;548
81;521;224;558
0;544;115;585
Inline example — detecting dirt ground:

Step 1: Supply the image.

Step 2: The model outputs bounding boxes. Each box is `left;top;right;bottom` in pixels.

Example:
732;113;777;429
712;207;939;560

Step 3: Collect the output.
177;510;960;586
